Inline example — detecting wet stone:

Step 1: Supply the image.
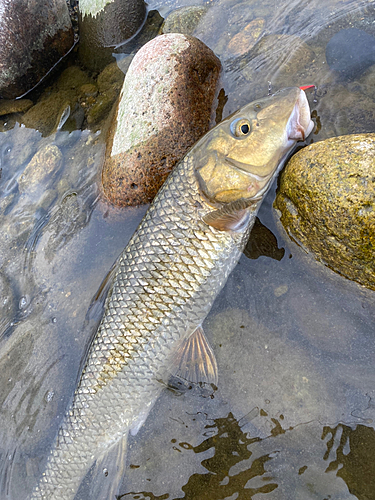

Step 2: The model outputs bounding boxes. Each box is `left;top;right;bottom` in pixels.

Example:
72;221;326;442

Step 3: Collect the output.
0;100;33;117
0;0;74;99
22;66;94;136
102;34;221;206
0;125;41;173
315;84;375;138
78;0;147;72
161;6;208;36
275;134;375;291
80;84;98;98
86;63;125;128
18;145;63;196
326;28;375;79
227;18;265;56
43;192;89;262
97;63;125;94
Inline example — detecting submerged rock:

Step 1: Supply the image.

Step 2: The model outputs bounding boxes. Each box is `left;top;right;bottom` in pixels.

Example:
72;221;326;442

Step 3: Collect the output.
243;218;285;261
161;6;208;36
0;100;33;117
86;63;125;128
275;134;375;290
78;0;147;71
0;0;74;99
326;28;375;79
227;18;265;57
18;145;63;197
242;34;315;84
22;66;94;136
102;34;221;206
315;84;375;138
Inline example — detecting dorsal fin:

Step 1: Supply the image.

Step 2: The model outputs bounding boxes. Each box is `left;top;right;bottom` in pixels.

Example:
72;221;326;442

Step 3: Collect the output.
202;198;256;231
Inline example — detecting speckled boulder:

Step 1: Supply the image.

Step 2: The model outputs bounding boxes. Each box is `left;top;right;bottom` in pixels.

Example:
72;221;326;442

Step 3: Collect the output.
0;0;74;99
102;34;221;206
275;134;375;290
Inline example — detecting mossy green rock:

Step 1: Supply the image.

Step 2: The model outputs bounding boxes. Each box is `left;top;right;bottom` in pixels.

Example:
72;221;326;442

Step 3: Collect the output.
275;134;375;290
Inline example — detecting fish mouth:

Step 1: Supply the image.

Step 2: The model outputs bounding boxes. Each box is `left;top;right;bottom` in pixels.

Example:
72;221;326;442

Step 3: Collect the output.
287;89;315;141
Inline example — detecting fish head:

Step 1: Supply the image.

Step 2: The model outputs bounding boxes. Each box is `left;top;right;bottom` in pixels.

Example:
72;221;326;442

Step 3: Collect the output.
195;87;314;205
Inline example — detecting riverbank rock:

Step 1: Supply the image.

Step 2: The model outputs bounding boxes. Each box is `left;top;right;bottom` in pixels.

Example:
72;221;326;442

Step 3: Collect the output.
0;0;74;99
102;34;221;207
78;0;147;72
274;134;375;290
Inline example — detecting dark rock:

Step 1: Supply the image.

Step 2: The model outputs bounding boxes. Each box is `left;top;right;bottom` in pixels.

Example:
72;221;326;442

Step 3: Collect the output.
326;28;375;79
114;9;164;57
78;0;147;72
102;34;221;207
275;134;375;291
0;0;74;99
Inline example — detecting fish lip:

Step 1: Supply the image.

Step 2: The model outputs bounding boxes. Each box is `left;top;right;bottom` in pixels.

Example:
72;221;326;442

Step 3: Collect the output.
287;89;314;141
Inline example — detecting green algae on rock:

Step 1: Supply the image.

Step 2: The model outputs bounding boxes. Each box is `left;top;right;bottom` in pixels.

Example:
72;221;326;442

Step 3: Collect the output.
275;134;375;290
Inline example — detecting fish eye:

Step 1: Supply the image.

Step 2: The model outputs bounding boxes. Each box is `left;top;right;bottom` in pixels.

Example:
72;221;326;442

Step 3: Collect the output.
230;118;252;138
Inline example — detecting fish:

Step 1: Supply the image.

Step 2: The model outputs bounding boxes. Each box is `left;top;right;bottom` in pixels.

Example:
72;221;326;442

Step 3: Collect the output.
29;87;314;499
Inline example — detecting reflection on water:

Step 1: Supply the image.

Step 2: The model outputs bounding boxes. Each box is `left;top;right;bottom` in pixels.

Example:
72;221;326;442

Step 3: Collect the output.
0;0;375;498
121;412;278;499
323;424;375;500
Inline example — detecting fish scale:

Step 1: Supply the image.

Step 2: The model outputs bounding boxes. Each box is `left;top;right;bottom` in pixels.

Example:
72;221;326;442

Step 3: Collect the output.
31;154;246;500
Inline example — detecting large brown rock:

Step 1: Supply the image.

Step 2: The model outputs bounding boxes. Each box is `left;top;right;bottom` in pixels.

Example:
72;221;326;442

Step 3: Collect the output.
275;134;375;290
102;34;221;206
0;0;74;99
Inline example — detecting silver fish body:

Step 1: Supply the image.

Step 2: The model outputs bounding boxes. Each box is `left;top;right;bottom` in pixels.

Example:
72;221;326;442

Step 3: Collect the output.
30;87;313;499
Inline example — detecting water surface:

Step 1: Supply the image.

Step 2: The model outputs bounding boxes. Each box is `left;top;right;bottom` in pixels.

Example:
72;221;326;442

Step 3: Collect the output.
0;0;375;498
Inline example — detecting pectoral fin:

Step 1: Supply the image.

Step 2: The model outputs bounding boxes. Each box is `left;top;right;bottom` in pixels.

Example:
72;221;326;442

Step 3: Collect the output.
172;326;218;386
203;198;254;232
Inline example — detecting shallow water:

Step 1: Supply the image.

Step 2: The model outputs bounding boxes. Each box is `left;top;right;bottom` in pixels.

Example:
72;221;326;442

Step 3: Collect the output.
1;0;375;498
